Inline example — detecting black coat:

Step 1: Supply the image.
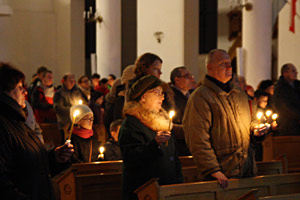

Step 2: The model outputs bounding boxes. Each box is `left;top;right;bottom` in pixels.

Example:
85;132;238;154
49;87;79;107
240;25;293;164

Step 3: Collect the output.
71;134;101;163
273;76;300;135
0;93;56;200
104;138;122;161
119;115;183;200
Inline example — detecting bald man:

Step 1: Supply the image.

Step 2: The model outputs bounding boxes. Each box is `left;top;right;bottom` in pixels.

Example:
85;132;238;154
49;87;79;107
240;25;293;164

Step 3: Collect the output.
183;49;260;189
273;63;300;136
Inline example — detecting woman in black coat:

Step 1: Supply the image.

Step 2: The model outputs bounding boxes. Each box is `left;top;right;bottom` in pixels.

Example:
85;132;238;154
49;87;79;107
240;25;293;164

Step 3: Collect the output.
119;75;183;200
0;63;74;200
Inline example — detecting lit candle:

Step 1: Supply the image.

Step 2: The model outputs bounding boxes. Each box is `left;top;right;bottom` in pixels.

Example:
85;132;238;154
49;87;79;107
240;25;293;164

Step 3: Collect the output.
98;146;105;160
78;100;83;105
83;11;86;19
272;113;278;123
166;110;175;146
67;110;80;141
257;112;263;126
265;110;272;122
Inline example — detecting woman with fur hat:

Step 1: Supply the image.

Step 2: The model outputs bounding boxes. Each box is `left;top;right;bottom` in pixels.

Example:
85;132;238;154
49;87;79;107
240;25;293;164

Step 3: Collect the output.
119;75;183;200
69;104;101;163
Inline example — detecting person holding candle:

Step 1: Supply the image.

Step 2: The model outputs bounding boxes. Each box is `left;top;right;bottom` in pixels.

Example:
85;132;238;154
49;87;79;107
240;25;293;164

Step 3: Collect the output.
183;49;266;189
68;104;101;163
273;63;300;136
119;75;183;200
0;63;74;200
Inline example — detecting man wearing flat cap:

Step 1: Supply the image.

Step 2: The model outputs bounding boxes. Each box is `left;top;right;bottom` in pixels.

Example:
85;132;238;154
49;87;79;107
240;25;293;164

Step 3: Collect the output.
119;75;183;200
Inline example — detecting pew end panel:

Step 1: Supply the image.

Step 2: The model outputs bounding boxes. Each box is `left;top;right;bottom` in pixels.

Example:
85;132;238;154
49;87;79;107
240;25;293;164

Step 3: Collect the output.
52;168;76;200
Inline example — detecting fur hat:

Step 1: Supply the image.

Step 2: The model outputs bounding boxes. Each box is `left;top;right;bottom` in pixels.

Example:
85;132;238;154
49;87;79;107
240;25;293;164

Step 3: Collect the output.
128;75;162;101
121;65;136;85
70;104;93;124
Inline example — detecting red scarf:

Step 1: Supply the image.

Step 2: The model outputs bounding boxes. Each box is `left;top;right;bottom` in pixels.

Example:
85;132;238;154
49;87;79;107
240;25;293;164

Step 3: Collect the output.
72;126;93;139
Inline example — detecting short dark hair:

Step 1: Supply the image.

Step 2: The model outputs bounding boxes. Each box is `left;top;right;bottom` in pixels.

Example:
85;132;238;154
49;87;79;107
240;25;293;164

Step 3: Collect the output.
134;53;163;78
78;75;89;84
257;80;273;91
92;73;100;79
110;119;123;132
108;74;116;80
42;70;52;78
37;66;48;75
281;63;293;75
170;66;186;85
0;63;25;93
254;89;269;99
100;78;108;84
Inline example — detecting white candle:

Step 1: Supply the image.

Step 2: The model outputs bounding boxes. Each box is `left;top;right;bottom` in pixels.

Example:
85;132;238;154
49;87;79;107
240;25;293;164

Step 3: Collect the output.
257;112;263;125
68;110;80;141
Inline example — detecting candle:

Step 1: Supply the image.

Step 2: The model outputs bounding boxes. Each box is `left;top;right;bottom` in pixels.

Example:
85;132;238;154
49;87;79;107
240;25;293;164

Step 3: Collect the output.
98;146;105;160
265;110;272;123
272;113;278;122
257;112;263;126
78;100;83;105
166;110;175;146
68;110;80;141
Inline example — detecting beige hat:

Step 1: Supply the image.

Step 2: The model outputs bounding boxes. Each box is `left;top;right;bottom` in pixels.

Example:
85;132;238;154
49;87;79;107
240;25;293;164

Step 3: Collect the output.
70;104;93;124
121;65;136;85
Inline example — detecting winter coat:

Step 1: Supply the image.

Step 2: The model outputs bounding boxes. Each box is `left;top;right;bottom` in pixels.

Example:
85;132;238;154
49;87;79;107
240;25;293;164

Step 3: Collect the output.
273;76;300;136
0;93;56;200
183;77;256;180
53;85;87;130
32;85;57;123
119;101;183;200
104;138;122;161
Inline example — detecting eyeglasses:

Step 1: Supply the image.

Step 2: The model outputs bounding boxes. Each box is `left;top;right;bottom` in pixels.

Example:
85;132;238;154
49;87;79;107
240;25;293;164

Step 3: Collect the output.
177;73;193;79
149;89;164;97
18;86;27;93
82;117;94;122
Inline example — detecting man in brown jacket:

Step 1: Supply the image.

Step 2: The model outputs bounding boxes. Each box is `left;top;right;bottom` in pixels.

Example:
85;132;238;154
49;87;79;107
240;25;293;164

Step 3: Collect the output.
183;49;262;189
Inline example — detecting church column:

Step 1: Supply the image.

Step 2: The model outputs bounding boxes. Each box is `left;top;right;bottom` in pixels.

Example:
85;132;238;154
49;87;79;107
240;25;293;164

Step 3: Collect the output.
96;0;121;78
242;0;272;88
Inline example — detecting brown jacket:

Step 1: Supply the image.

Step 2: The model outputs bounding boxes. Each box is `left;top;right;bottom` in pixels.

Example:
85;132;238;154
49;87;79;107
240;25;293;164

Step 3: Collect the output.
183;77;256;180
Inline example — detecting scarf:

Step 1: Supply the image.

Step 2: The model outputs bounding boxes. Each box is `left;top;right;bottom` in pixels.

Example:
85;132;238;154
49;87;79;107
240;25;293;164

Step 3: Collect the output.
72;126;93;139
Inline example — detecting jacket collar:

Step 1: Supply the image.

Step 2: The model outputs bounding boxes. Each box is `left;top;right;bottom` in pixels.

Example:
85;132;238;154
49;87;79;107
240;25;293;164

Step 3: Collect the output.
123;101;171;132
0;92;26;122
203;76;240;96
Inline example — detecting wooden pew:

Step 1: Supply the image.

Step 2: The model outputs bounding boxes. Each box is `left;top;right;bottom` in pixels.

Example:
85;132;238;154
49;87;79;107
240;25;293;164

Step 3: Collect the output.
52;157;287;200
259;193;300;200
135;173;300;200
39;123;61;147
263;135;300;172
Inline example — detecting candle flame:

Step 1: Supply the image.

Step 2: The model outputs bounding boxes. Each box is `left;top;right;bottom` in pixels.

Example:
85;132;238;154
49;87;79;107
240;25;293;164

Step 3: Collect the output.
73;110;80;118
99;146;105;154
169;110;175;119
266;110;272;117
257;112;263;120
78;100;83;105
272;113;278;120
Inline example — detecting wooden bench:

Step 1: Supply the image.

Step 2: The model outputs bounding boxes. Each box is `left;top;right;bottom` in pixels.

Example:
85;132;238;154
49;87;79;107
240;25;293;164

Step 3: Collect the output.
135;173;300;200
39;123;61;147
263;135;300;172
52;156;287;200
259;193;300;200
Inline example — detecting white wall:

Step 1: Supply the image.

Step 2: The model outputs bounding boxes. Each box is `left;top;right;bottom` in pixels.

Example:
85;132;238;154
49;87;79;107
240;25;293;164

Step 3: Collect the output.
0;0;84;86
96;0;121;78
278;0;300;76
137;0;184;82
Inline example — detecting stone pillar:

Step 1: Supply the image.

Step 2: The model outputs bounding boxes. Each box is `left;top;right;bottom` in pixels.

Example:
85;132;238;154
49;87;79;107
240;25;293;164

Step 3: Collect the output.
242;0;272;88
96;0;121;78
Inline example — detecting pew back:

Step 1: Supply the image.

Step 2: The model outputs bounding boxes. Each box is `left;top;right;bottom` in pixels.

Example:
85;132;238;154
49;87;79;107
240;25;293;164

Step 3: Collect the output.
136;173;300;200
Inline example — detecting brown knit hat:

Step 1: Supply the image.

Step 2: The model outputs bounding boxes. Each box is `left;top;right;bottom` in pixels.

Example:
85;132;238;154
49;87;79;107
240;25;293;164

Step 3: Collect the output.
128;75;162;101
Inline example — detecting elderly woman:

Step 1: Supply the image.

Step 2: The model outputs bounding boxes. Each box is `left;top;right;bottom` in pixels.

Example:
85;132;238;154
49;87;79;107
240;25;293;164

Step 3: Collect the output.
0;63;74;200
119;75;183;200
69;104;101;163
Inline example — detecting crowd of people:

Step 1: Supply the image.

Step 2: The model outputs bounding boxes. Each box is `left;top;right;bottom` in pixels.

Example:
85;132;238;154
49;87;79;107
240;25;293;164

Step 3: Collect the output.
1;49;300;199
